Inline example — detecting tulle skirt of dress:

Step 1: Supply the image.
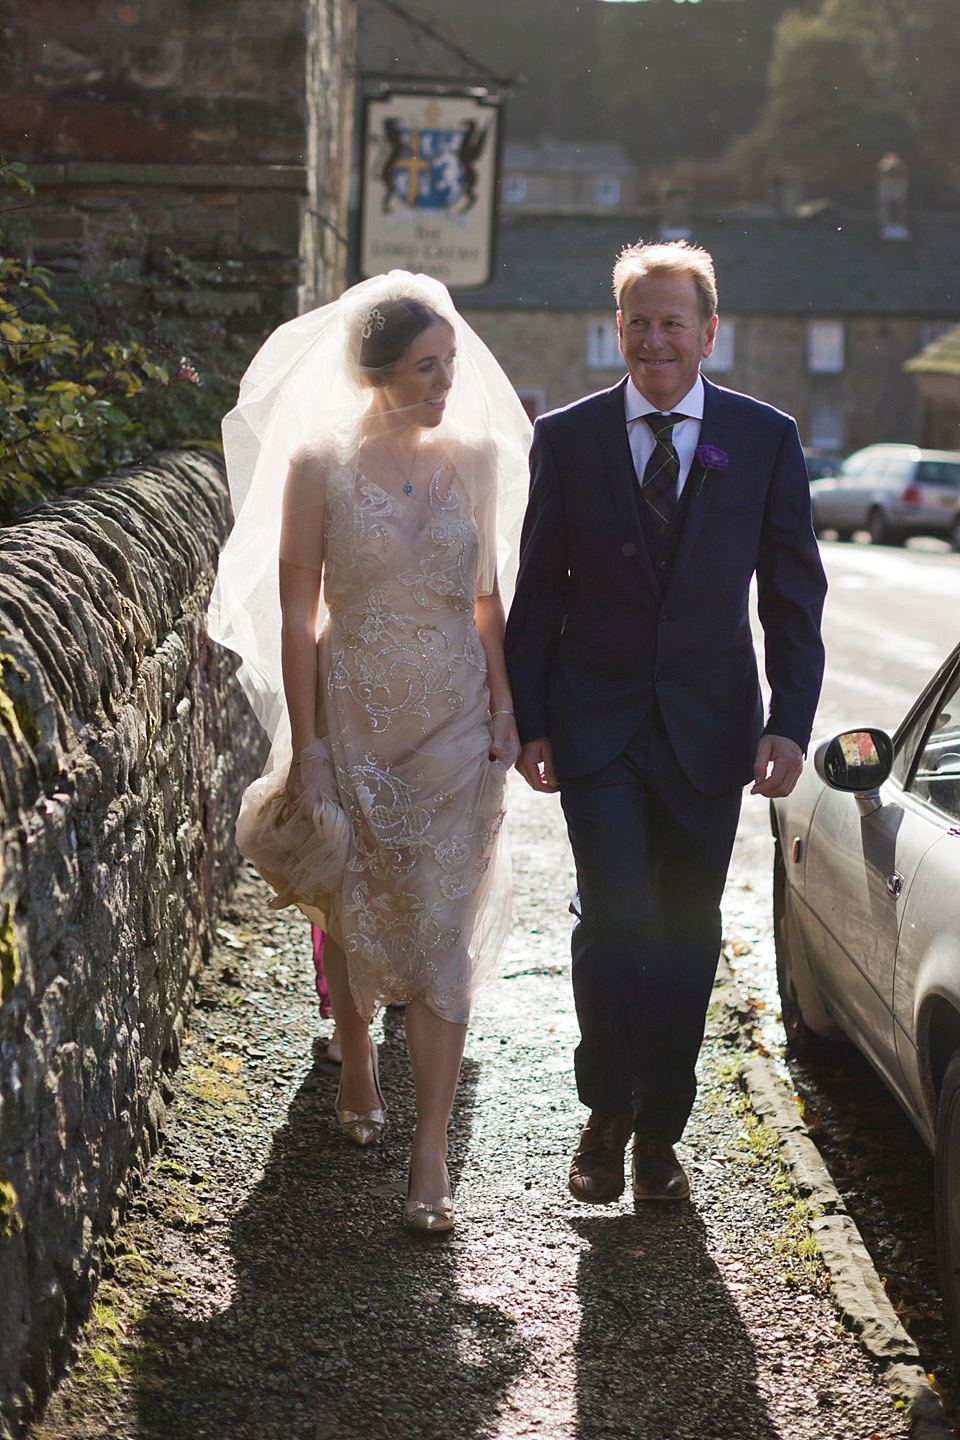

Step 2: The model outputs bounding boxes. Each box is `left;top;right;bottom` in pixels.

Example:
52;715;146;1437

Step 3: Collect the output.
235;731;511;1025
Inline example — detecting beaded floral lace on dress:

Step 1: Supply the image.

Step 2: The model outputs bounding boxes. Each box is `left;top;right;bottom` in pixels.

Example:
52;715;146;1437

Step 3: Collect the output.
236;439;511;1025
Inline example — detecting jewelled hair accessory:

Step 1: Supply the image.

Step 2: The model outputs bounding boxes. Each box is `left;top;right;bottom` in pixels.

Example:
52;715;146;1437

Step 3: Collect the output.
360;307;386;339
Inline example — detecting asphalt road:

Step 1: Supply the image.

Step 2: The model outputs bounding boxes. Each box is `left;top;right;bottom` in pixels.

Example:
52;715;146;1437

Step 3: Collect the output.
815;538;959;734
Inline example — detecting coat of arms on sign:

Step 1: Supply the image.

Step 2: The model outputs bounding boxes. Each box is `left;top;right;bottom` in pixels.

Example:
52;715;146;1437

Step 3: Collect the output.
378;100;488;216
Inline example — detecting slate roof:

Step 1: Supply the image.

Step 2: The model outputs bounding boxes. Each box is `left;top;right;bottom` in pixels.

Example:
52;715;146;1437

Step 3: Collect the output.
503;140;636;176
454;209;960;317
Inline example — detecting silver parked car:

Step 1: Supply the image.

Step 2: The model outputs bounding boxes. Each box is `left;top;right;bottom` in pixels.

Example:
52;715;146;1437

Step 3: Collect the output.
772;641;960;1348
809;443;960;548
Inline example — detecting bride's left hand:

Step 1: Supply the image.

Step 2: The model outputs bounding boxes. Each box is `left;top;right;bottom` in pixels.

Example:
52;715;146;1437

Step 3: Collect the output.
285;759;306;807
489;713;520;769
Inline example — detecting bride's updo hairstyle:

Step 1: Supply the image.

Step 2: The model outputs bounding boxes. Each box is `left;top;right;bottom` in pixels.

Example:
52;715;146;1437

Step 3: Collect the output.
354;297;443;388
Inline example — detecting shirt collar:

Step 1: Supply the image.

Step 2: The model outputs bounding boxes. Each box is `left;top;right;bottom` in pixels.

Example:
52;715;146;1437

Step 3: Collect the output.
624;374;705;423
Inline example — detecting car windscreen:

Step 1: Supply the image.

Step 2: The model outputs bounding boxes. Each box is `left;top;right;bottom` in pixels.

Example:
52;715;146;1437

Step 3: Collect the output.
837;452;872;479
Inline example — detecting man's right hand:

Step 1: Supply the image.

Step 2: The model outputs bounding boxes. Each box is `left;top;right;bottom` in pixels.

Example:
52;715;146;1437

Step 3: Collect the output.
516;737;559;793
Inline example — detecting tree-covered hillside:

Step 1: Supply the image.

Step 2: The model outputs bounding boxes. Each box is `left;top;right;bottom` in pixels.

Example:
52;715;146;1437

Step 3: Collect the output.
734;0;960;202
358;0;797;159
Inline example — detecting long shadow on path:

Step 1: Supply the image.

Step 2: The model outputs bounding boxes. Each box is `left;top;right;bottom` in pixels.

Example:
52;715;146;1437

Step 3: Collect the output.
128;1042;527;1440
573;1210;780;1440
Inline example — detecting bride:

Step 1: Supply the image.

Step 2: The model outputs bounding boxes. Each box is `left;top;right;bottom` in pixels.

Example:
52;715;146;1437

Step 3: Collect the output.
208;272;531;1233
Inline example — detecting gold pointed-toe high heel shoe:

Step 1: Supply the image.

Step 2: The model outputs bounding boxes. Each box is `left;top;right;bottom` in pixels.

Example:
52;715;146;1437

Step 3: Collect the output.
335;1034;386;1146
402;1165;455;1234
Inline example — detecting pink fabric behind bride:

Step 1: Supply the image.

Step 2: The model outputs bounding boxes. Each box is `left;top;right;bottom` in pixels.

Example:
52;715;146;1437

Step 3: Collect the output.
312;924;332;1018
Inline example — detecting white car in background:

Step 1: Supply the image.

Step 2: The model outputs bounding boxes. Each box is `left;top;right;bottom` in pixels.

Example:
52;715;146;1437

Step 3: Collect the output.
809;443;960;548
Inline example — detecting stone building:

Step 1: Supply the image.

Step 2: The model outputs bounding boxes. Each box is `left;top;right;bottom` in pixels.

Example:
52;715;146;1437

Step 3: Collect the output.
456;159;960;457
1;0;356;359
500;139;639;214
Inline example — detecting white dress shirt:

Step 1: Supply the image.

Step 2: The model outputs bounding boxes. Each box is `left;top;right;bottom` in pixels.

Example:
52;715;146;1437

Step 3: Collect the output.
624;375;705;496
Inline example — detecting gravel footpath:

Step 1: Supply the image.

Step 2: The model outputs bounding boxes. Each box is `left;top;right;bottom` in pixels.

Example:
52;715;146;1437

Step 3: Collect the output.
28;780;953;1440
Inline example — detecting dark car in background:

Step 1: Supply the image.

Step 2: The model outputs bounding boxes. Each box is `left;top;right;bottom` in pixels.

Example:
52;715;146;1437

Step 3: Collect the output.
809;443;960;548
802;449;841;483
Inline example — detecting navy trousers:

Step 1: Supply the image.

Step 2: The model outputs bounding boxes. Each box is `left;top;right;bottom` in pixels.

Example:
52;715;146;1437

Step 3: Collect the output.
559;711;742;1142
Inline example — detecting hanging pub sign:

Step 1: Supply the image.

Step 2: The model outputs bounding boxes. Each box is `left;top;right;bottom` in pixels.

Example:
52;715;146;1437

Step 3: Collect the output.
360;91;502;289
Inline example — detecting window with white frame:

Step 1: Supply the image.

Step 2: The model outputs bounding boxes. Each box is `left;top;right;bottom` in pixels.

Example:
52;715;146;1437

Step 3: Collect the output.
504;175;527;203
701;318;735;373
593;175;620;207
807;319;845;373
587;319;622;369
808;402;844;452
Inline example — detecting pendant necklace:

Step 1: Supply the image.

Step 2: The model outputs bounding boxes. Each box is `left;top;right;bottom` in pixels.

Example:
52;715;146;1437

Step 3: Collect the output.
384;436;420;495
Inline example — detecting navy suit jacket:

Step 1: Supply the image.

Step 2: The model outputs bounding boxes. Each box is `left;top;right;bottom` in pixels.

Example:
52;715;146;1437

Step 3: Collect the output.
504;375;828;796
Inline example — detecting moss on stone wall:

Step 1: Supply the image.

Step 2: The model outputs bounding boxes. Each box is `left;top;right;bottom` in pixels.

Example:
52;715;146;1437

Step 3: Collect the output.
0;679;25;747
0;900;19;1004
0;1164;22;1244
0;653;40;749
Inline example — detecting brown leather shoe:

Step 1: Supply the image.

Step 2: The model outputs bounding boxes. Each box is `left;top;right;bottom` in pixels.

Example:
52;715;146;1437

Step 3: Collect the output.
632;1133;690;1201
568;1111;633;1204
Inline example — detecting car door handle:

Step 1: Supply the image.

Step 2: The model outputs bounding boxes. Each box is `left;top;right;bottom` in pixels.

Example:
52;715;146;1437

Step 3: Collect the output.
886;872;904;898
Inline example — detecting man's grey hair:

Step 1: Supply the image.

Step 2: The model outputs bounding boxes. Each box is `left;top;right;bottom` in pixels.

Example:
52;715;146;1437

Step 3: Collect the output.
613;240;718;323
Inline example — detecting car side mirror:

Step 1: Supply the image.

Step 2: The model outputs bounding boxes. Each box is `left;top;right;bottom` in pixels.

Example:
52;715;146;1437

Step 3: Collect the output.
814;729;894;815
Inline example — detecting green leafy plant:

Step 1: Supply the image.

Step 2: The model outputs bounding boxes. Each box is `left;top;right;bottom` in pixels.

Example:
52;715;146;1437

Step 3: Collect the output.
0;161;235;525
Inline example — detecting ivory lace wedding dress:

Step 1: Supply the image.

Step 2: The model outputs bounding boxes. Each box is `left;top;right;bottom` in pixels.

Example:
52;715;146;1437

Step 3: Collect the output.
235;437;511;1025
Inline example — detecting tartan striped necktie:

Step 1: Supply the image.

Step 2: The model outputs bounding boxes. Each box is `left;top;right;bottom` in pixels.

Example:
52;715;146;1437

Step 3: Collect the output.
641;412;683;527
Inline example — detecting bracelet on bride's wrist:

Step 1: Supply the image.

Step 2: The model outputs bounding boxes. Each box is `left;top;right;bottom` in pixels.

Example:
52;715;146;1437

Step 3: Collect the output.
490;709;515;718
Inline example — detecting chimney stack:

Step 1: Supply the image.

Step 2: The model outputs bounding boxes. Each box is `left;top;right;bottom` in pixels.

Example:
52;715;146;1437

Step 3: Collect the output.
877;154;909;240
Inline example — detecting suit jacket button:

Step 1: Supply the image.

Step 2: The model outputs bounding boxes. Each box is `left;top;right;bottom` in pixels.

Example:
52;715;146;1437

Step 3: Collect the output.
621;542;636;557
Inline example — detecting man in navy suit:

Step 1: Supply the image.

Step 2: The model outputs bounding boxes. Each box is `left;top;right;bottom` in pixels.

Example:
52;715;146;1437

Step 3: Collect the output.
504;241;827;1204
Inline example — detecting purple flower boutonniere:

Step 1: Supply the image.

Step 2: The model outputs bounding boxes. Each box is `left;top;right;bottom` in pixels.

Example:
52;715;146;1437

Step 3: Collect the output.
695;443;729;494
695;444;729;472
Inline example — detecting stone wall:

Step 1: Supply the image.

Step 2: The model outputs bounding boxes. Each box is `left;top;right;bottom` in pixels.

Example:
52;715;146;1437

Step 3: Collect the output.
0;454;267;1436
2;0;355;346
